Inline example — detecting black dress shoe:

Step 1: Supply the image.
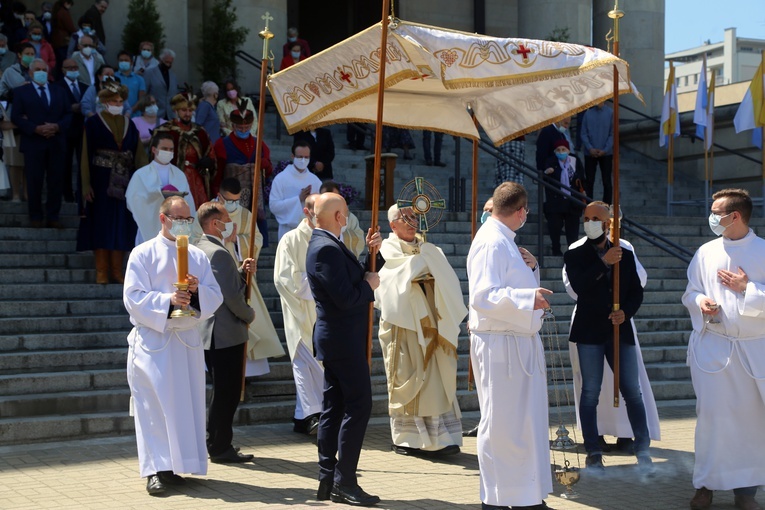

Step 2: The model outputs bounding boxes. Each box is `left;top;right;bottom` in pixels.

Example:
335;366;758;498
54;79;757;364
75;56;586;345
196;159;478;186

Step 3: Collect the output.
434;160;447;167
391;444;421;456
157;471;186;485
317;479;332;501
481;503;510;510
615;437;635;454
307;414;320;435
597;435;612;452
293;414;321;436
146;474;166;495
210;446;254;464
422;445;460;458
330;483;380;506
463;424;479;437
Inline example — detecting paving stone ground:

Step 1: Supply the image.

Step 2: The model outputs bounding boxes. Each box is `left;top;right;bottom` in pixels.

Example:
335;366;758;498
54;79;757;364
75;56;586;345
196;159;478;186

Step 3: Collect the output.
0;405;760;510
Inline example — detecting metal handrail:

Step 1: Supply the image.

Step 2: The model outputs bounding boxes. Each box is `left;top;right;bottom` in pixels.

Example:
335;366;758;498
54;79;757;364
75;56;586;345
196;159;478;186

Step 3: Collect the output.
234;50;283;140
235;50;262;71
478;136;695;265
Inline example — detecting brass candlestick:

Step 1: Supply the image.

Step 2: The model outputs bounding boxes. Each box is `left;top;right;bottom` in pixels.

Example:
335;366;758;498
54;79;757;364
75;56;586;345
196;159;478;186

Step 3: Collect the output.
171;235;196;318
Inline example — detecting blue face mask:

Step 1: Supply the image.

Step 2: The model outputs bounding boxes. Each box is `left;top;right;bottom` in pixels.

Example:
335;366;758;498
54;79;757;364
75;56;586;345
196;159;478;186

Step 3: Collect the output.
234;129;249;139
118;61;131;72
555;152;569;161
31;34;42;42
65;70;79;80
141;50;152;59
32;70;48;85
480;211;490;224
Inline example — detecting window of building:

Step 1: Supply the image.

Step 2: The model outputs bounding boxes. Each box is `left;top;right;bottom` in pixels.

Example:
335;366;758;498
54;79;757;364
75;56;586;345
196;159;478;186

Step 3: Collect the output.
694;74;698;84
740;46;754;52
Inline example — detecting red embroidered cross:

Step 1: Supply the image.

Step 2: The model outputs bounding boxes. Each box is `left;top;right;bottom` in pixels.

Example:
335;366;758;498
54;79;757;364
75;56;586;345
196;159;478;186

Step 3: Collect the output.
514;44;532;61
339;70;352;83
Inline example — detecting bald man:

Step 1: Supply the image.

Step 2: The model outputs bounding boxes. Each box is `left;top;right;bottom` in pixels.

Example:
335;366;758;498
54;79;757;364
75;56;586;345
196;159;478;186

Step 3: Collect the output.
306;193;381;507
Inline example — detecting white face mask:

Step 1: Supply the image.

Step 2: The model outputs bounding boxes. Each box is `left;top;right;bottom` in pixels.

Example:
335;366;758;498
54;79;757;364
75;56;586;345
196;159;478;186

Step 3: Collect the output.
584;220;605;240
224;200;239;213
168;219;192;238
340;213;349;235
293;156;309;171
217;220;234;238
144;104;159;116
155;149;174;165
708;212;731;237
105;104;122;116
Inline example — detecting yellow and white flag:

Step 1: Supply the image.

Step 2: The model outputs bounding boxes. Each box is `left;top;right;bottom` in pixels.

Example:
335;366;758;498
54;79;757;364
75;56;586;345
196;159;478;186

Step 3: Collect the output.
733;58;764;148
694;56;715;151
660;62;680;148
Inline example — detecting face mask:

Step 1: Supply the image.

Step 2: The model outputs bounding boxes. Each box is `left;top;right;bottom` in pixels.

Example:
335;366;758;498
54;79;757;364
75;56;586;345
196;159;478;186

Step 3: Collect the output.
557;125;568;133
291;51;301;59
169;219;191;238
32;70;47;85
480;211;490;224
0;47;7;55
224;200;238;213
141;49;152;59
105;104;122;115
234;129;249;139
555;151;569;161
340;214;349;235
81;46;92;57
583;220;605;240
708;212;731;237
226;89;237;99
217;220;234;238
42;11;51;20
65;69;79;80
31;34;42;42
21;54;34;67
82;27;92;35
144;104;159;116
118;61;131;72
155;149;174;165
288;36;297;43
293;156;309;171
101;75;113;83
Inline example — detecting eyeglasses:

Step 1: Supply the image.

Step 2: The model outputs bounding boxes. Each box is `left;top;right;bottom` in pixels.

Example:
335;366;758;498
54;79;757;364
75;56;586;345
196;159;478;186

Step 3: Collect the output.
166;215;194;224
710;210;731;216
518;206;529;214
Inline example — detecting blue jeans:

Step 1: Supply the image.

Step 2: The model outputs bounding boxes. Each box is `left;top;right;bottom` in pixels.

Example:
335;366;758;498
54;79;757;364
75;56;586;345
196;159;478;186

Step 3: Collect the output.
577;341;650;456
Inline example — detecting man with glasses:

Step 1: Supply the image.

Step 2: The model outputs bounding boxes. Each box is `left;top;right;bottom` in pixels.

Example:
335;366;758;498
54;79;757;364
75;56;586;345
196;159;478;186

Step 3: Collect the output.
467;182;552;510
564;201;651;474
683;189;765;510
123;195;223;495
376;204;468;459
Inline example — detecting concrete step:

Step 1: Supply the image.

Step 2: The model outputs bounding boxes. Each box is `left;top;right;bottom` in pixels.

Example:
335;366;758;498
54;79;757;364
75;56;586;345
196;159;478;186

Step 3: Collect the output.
0;331;127;352
0;268;102;283
0;347;127;371
0;314;131;335
0;299;124;318
0;283;123;300
0;253;94;269
0;388;130;418
0;369;126;396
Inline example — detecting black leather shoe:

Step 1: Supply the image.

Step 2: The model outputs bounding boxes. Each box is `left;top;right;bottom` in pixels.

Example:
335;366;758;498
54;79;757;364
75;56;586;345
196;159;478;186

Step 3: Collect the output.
317;479;332;501
481;503;510;510
307;414;320;436
293;414;321;435
146;474;166;495
585;453;605;474
391;444;421;456
210;446;254;464
422;445;460;458
330;483;380;506
597;435;612;453
157;471;186;485
462;425;479;437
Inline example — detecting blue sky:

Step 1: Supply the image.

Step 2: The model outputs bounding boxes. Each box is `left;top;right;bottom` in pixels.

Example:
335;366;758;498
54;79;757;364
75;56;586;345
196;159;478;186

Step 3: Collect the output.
666;0;765;53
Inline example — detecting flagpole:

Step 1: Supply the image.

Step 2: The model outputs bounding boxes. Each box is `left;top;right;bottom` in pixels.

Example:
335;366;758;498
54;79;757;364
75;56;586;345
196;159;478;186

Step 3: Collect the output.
467;111;479;392
366;0;391;369
243;11;273;401
761;51;765;218
667;59;675;218
609;1;623;408
704;147;709;212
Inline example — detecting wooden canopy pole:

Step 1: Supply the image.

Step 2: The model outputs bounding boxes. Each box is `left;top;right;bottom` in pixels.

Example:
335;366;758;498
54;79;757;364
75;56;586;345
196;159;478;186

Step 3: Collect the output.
609;2;623;408
366;0;391;369
468;112;479;391
242;11;273;400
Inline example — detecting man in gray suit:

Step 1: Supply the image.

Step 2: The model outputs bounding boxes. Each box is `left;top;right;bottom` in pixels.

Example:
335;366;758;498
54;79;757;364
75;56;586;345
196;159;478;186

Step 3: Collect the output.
143;48;178;120
196;201;257;464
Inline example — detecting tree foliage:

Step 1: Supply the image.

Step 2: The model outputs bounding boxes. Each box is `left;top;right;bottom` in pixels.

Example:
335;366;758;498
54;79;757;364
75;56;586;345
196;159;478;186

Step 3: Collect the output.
199;0;250;84
122;0;166;56
547;27;571;43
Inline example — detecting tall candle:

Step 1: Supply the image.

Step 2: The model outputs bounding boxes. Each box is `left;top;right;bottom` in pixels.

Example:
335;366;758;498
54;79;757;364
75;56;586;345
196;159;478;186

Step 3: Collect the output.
176;235;189;283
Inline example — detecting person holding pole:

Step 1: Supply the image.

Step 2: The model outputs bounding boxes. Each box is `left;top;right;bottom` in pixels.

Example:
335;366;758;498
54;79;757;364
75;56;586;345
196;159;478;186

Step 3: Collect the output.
563;201;652;473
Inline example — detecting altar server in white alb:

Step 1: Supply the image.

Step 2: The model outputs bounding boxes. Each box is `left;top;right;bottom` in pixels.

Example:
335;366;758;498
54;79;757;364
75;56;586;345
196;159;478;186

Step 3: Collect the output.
274;193;324;435
562;201;660;452
467;182;554;510
126;132;195;245
376;204;467;458
123;196;223;496
320;180;366;257
269;140;322;240
683;189;765;510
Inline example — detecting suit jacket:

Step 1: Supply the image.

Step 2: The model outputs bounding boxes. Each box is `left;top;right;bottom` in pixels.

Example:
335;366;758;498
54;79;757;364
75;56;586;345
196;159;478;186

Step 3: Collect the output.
565;239;643;345
294;128;335;180
306;229;375;362
143;65;178;120
55;77;88;142
543;154;585;216
71;51;105;87
11;82;71;152
196;234;255;350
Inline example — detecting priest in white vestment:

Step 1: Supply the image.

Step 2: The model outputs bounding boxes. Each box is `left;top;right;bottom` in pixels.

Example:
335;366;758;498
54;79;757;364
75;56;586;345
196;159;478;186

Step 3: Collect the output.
563;205;661;448
269;141;322;240
682;189;765;510
126;133;195;245
123;196;223;495
320;181;366;257
274;194;325;435
467;182;553;509
375;205;467;457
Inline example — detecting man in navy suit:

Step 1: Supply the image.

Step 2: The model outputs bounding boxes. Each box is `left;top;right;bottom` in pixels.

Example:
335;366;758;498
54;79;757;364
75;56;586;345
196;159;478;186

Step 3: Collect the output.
55;58;88;203
306;192;381;507
12;58;71;228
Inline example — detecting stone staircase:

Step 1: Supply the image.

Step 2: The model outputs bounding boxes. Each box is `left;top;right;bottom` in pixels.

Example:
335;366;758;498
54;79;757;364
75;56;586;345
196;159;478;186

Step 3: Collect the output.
0;116;738;445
